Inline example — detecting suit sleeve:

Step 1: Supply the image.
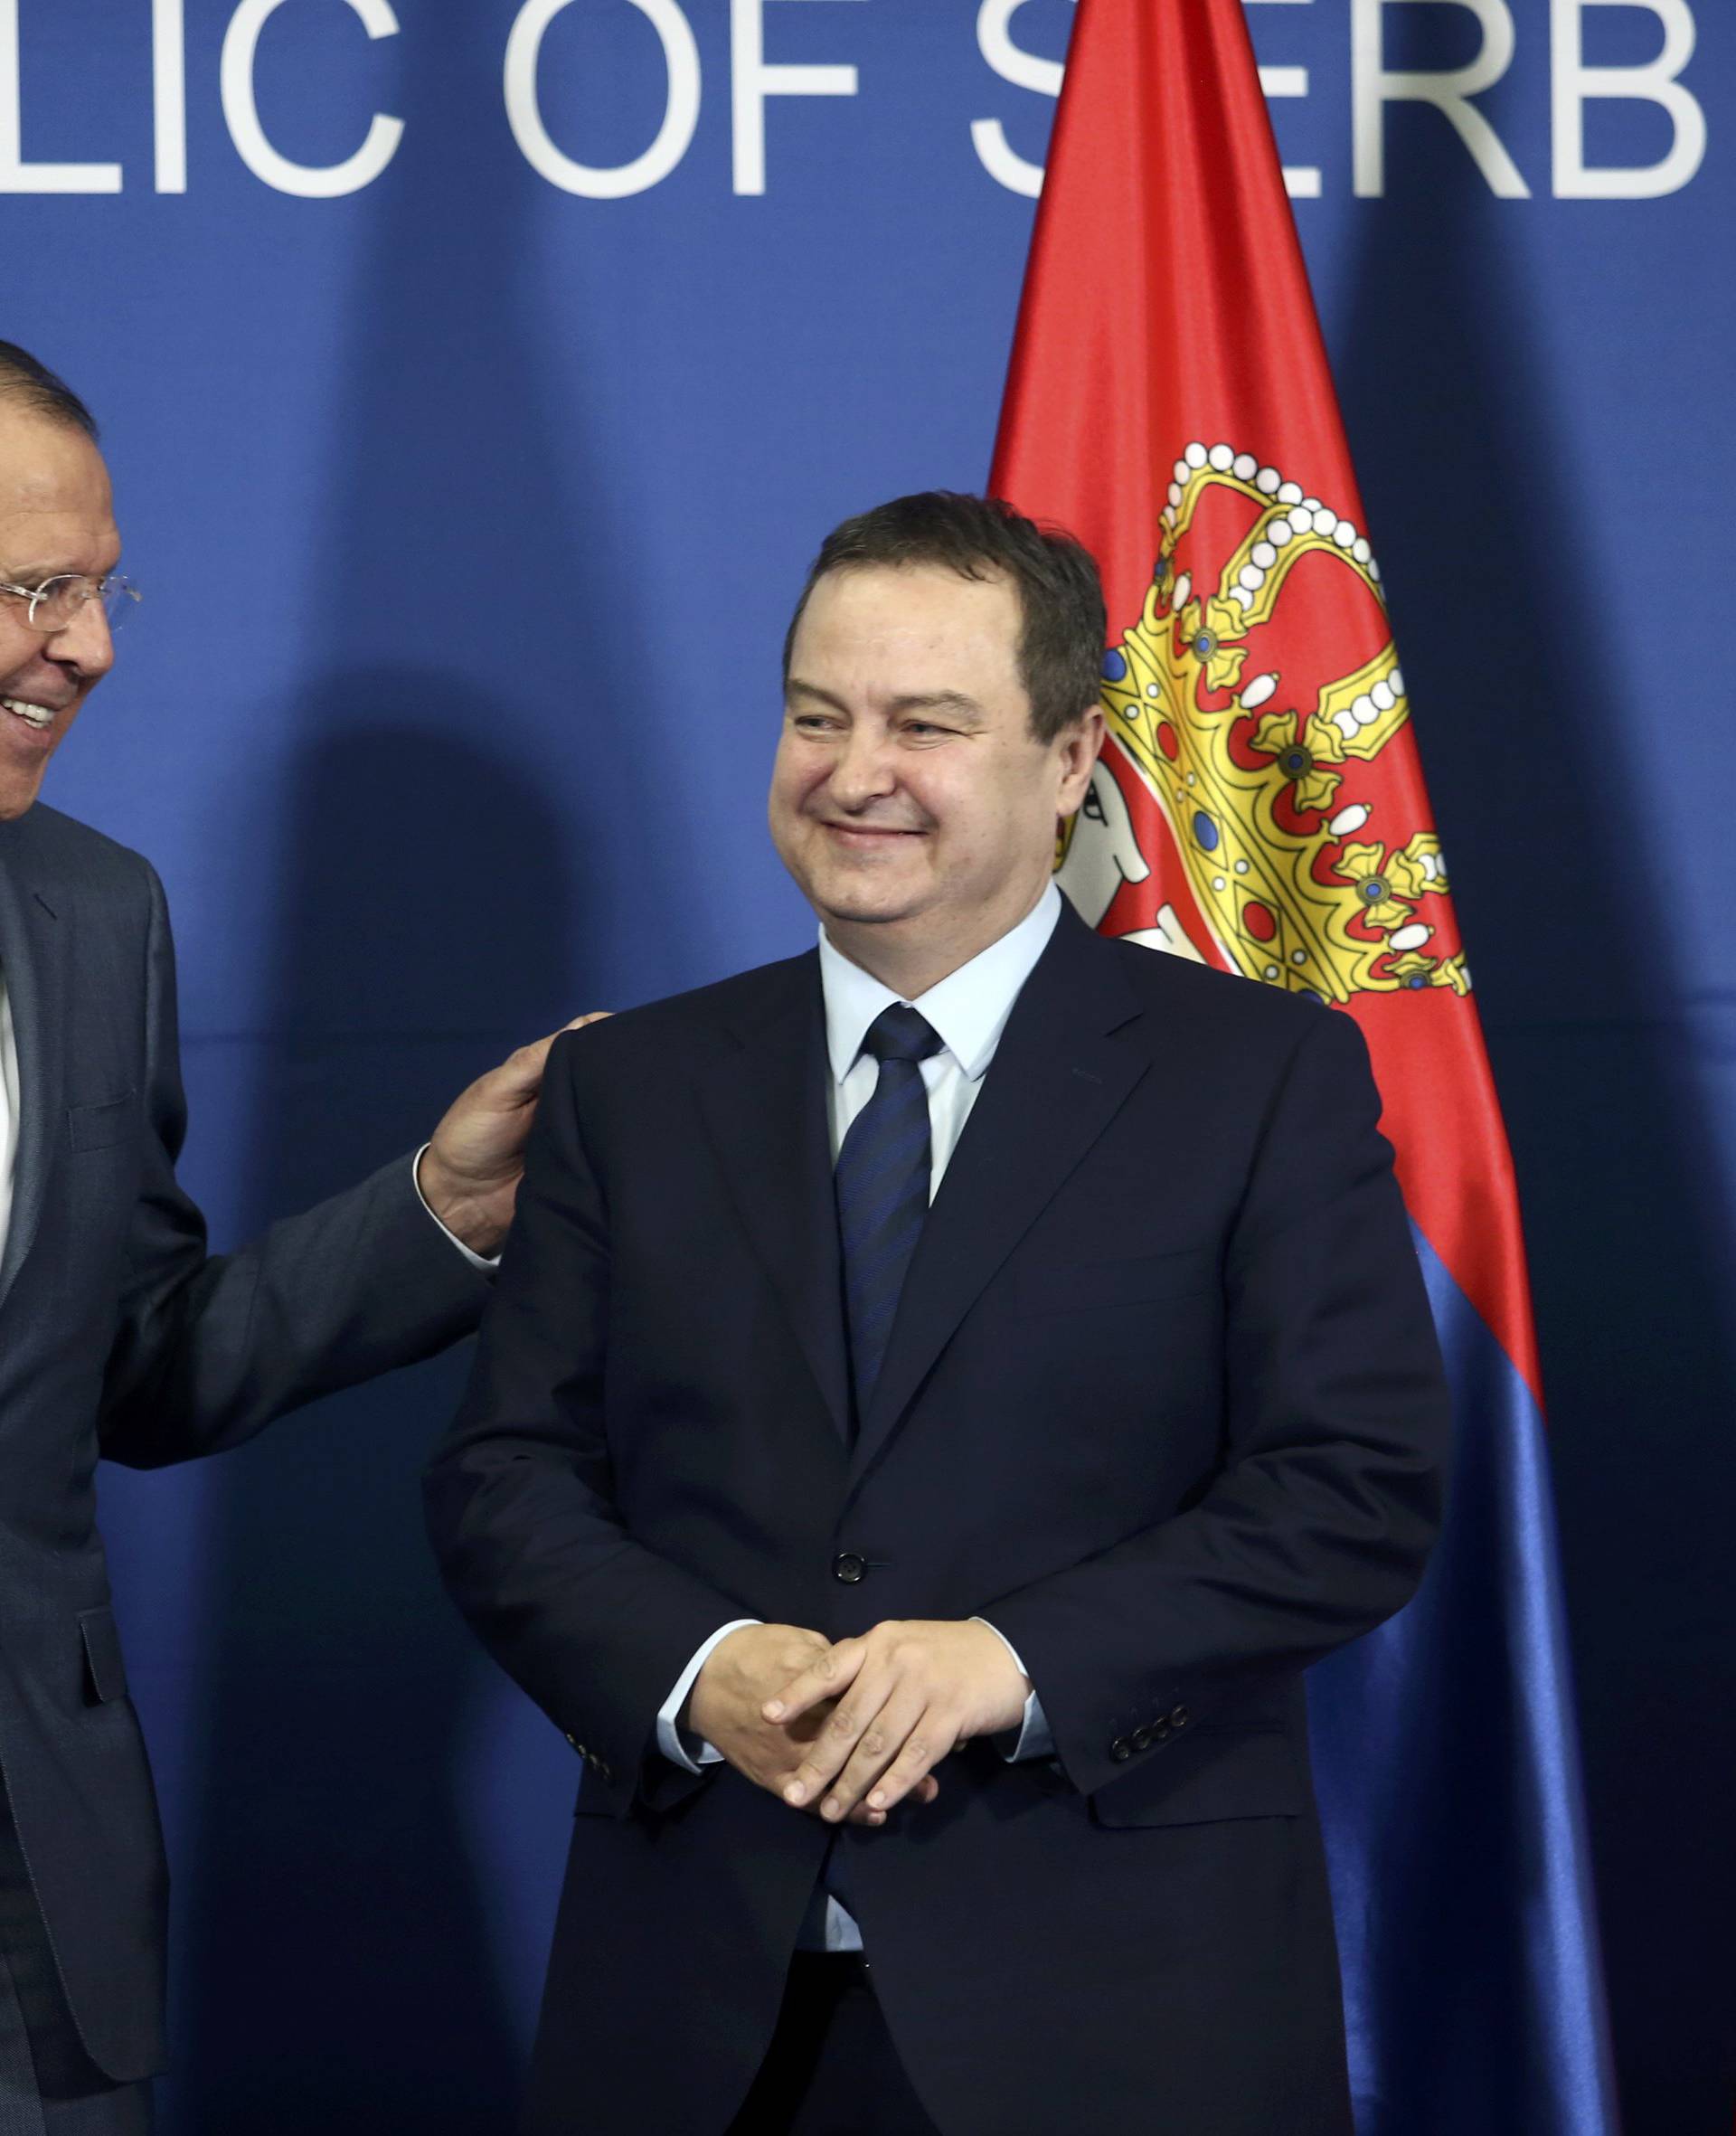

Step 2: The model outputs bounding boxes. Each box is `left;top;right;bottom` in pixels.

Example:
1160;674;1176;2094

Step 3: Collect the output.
99;862;489;1468
422;1030;748;1814
984;1004;1452;1800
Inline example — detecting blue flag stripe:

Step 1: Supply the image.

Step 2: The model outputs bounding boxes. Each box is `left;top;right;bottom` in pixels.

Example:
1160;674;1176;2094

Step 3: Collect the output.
1307;1224;1618;2136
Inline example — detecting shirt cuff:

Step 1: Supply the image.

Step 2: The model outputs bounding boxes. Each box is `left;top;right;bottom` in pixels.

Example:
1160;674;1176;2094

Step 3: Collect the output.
656;1620;764;1772
412;1144;500;1272
971;1617;1052;1763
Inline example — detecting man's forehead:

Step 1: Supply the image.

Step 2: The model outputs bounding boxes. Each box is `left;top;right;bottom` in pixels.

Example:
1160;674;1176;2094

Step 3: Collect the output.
0;412;117;566
0;410;111;496
797;562;1022;660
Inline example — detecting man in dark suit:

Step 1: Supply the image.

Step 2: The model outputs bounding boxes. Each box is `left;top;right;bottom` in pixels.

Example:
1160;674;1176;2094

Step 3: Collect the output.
0;343;571;2131
428;493;1451;2136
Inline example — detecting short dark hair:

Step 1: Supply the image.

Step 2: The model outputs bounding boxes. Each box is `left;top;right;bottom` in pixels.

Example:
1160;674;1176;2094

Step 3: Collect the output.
0;342;98;439
783;492;1106;744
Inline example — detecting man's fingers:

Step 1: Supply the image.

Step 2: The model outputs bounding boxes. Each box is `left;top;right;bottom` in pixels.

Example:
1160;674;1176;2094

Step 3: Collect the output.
482;1035;557;1103
858;1716;956;1818
764;1638;863;1726
846;1772;939;1827
813;1688;929;1822
780;1666;890;1806
483;1016;612;1105
516;1013;610;1080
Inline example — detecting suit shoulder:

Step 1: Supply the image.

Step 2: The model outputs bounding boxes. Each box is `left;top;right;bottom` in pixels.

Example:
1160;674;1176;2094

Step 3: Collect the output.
550;950;816;1076
16;802;156;900
1105;936;1361;1057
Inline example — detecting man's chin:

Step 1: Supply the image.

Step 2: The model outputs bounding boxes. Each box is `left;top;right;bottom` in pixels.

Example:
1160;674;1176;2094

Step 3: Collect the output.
0;713;62;818
0;770;47;820
816;891;925;930
797;857;928;931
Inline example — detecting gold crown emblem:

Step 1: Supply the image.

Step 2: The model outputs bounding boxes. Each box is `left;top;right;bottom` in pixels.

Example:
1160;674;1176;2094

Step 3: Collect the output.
1086;444;1467;1002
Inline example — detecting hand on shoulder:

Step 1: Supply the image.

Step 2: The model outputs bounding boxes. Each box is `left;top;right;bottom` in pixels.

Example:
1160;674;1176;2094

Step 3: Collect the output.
419;1011;611;1255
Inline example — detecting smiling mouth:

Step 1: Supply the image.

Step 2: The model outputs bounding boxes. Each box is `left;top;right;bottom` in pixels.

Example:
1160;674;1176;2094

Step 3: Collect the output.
1;698;56;732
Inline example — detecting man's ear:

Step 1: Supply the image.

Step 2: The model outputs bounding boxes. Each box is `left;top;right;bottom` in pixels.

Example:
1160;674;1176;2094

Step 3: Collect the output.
1055;707;1106;818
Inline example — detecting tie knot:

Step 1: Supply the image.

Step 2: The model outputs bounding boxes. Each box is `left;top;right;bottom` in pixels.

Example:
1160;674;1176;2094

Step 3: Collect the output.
862;1003;942;1067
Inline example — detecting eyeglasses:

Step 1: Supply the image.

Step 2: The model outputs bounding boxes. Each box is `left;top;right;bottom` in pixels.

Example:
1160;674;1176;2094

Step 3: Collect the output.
0;573;141;635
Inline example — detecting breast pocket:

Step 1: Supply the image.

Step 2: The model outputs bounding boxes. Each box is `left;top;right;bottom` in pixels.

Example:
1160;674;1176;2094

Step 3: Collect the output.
67;1091;137;1154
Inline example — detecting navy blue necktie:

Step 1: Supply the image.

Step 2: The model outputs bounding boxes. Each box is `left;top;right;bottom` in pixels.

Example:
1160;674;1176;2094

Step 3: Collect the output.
835;1004;944;1432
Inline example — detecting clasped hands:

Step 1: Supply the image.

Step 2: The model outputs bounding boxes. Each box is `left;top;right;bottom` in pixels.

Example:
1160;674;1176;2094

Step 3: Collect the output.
685;1620;1030;1830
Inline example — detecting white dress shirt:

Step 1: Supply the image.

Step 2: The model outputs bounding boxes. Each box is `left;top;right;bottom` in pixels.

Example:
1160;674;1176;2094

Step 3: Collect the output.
656;883;1063;1951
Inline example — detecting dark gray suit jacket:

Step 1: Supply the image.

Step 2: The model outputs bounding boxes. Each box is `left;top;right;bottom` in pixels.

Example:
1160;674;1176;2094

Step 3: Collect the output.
0;801;488;2083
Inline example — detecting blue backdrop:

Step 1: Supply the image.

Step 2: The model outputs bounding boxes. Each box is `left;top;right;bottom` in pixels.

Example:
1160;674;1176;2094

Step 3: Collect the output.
3;2;1729;2129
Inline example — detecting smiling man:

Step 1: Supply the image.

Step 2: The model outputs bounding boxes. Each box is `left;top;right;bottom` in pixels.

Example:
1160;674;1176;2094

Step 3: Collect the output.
0;392;119;799
428;492;1450;2136
0;341;580;2133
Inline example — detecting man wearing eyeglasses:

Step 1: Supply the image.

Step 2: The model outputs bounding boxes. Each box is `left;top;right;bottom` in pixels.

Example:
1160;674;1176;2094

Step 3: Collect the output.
0;340;573;2132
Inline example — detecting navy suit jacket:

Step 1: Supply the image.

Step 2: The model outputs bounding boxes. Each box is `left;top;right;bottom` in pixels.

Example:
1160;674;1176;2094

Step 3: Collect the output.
0;801;489;2083
427;898;1450;2136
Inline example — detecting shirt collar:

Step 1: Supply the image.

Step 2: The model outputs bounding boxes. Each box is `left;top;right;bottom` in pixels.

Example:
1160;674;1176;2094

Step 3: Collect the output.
818;881;1063;1086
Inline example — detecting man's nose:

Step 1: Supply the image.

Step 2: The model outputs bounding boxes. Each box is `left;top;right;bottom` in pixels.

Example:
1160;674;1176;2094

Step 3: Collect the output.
830;726;898;803
47;594;115;679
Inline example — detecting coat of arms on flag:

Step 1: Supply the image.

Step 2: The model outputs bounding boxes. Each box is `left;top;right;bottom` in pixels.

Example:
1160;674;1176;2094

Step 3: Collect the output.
1063;442;1466;1003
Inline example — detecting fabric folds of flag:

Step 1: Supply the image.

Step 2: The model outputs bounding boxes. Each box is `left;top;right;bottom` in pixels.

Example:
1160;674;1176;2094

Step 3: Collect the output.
989;3;1618;2130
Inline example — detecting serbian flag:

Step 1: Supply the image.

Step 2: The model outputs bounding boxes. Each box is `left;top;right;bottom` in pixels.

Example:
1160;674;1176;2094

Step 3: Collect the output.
991;3;1619;2130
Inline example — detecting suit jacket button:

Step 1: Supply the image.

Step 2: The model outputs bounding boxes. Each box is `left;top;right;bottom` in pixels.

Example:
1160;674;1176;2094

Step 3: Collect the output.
833;1552;867;1584
597;1762;613;1783
1168;1706;1189;1728
1109;1736;1133;1762
1130;1726;1153;1752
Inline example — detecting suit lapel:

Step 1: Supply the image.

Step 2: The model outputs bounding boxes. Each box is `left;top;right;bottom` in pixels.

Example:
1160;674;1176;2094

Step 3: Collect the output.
0;828;64;1313
694;956;852;1442
846;906;1150;1494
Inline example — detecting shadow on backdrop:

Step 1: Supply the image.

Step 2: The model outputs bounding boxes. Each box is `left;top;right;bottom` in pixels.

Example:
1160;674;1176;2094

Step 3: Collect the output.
165;700;581;2132
1329;20;1736;2131
159;11;702;2125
